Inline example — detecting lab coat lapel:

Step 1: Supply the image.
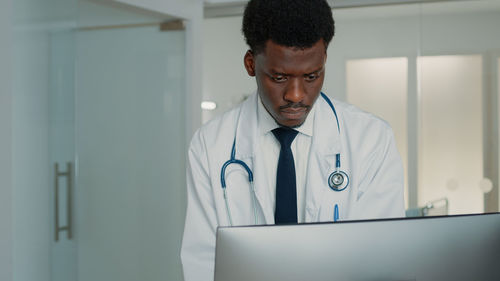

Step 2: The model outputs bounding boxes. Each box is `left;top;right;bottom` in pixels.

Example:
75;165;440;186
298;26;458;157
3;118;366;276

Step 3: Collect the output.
305;95;341;222
234;93;274;224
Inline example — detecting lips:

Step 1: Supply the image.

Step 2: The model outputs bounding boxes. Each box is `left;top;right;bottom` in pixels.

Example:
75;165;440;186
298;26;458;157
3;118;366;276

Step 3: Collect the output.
280;107;307;120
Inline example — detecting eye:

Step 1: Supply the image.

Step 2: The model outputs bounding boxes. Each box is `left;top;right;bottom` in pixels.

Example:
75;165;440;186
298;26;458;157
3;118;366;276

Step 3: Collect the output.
305;73;319;82
272;75;287;83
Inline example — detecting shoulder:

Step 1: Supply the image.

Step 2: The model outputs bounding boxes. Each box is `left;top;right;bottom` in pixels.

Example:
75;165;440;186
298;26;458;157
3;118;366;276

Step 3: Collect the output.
333;99;394;137
318;96;396;156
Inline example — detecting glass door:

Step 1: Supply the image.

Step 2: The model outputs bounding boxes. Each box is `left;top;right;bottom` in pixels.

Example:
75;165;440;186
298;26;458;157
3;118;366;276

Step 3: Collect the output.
74;18;186;281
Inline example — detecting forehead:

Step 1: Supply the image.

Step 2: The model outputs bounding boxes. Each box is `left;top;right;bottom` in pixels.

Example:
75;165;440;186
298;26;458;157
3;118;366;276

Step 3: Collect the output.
256;40;327;74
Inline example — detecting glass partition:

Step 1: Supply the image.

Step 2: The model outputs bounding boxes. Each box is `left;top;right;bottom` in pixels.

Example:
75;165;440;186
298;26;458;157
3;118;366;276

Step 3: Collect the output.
419;0;500;214
418;55;483;214
330;0;500;215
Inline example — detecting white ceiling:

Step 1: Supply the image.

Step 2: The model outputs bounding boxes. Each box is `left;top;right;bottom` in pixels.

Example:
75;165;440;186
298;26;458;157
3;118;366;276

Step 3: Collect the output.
203;0;500;18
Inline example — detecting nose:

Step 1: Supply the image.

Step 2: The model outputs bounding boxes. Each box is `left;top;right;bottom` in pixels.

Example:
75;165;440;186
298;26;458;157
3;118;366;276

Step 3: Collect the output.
284;77;306;103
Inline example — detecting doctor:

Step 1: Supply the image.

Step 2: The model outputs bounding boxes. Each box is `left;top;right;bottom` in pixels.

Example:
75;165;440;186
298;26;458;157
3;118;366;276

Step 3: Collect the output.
181;0;404;280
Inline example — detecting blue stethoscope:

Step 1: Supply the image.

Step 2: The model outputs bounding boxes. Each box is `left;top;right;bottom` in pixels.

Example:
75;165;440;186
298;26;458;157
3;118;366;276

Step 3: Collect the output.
220;93;350;226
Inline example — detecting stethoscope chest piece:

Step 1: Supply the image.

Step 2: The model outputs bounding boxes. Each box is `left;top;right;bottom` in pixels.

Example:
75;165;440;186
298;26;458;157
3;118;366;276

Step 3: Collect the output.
328;170;349;191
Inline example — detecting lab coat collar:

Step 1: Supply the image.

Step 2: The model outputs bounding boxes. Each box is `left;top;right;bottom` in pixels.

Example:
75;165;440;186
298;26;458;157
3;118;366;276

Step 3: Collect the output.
234;92;273;223
234;92;259;159
311;94;342;156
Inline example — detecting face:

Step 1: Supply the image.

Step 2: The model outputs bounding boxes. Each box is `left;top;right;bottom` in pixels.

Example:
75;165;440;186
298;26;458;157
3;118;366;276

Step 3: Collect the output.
244;39;327;128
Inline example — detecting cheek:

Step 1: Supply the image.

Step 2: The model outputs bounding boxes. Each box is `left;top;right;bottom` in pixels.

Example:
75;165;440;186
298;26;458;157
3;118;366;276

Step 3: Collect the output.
307;78;325;95
260;80;284;103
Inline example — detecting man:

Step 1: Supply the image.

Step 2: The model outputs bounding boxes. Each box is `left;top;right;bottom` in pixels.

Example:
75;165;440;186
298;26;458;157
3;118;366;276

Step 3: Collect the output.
181;0;404;280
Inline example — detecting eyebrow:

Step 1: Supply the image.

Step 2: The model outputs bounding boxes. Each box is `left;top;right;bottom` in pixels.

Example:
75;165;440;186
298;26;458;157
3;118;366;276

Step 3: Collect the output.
270;70;287;76
270;67;324;76
305;67;325;75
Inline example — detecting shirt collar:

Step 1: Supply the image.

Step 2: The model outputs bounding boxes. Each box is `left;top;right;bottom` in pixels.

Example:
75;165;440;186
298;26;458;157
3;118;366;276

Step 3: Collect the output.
257;94;315;137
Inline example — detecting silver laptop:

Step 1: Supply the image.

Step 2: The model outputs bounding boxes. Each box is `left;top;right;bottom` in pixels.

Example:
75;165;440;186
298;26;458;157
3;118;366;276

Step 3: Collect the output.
214;213;500;281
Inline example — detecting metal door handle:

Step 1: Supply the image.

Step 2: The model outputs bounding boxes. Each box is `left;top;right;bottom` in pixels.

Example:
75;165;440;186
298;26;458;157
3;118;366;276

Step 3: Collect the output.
55;162;72;241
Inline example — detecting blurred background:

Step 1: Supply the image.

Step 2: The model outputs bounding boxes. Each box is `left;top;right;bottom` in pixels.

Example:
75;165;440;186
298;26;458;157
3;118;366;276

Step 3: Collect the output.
0;0;499;280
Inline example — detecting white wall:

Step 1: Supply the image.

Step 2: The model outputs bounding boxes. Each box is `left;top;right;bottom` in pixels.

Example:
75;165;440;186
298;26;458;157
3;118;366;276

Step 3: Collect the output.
0;0;13;280
116;0;201;20
202;16;254;122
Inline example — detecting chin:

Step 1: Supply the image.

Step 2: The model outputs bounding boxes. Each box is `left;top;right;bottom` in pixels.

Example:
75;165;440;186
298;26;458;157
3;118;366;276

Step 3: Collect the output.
278;119;305;128
289;123;304;129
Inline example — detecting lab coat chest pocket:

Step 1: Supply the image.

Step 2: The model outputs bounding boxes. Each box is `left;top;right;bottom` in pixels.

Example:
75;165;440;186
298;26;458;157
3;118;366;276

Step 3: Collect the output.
316;152;359;221
222;162;257;226
317;188;349;222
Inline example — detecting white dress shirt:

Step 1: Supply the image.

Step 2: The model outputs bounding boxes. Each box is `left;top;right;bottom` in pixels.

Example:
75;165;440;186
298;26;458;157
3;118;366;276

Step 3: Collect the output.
256;95;316;223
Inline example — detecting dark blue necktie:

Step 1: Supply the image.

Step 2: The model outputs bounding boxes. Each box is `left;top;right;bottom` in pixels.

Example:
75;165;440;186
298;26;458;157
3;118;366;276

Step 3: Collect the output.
272;127;299;224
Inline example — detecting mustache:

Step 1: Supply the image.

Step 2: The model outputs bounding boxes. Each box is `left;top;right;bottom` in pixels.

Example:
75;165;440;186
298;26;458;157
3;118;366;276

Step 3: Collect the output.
279;103;309;110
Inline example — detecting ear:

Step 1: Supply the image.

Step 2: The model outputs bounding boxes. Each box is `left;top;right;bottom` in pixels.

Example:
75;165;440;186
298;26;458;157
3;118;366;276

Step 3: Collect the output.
243;50;256;77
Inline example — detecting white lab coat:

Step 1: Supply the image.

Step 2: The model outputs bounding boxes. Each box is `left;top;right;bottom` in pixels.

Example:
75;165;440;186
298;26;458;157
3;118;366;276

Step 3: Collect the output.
181;92;404;281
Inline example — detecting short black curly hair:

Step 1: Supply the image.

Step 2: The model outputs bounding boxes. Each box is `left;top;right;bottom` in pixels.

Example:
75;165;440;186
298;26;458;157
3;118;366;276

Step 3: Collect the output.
242;0;335;54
